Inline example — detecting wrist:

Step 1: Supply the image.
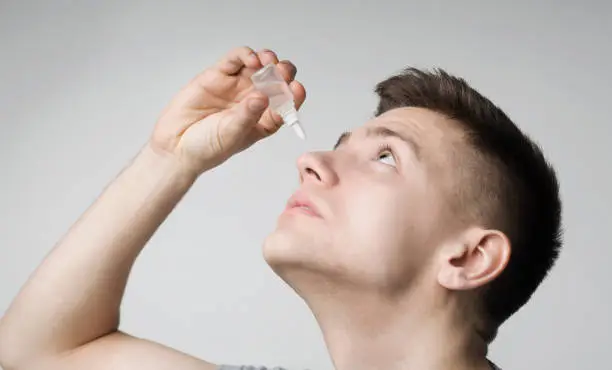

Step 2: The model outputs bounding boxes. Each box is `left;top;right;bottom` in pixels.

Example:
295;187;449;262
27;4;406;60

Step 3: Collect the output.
135;142;200;187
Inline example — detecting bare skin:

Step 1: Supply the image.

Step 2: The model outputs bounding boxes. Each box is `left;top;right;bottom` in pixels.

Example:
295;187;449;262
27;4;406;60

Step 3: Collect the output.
263;108;507;370
0;46;305;370
0;47;506;370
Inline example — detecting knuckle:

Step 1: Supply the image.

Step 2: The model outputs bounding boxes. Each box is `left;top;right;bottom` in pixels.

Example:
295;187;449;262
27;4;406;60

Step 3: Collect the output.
195;68;215;85
237;45;254;55
258;48;278;57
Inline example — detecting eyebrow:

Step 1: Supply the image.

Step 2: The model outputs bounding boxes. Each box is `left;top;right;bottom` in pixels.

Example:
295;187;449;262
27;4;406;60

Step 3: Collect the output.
333;126;421;159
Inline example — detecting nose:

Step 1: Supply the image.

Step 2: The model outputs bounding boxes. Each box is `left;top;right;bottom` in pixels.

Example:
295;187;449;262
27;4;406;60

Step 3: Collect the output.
296;151;338;186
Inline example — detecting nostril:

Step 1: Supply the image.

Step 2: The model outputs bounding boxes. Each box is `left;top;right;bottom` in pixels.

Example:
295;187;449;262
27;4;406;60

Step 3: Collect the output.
305;167;321;181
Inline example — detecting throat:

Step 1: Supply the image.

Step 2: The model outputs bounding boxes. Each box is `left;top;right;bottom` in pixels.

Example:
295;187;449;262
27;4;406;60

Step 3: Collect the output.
305;288;490;370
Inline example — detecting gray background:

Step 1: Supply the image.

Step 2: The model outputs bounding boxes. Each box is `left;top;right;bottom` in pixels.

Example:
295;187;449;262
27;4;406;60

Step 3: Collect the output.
1;1;610;369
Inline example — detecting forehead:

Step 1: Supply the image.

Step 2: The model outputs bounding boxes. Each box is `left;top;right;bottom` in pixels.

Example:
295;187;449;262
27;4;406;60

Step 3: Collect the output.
363;107;462;148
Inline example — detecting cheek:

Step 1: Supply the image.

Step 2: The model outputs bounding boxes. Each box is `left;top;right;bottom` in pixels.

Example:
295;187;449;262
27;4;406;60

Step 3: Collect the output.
341;181;410;235
335;180;440;283
339;186;414;261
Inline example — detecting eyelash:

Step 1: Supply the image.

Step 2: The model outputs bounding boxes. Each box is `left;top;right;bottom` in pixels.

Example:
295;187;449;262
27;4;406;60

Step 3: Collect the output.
376;143;395;159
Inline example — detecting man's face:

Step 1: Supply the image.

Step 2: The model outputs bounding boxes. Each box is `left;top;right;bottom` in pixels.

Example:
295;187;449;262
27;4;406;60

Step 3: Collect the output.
263;107;462;294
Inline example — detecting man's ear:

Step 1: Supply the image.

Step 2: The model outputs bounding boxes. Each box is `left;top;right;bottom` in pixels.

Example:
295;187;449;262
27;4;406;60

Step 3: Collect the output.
437;228;511;290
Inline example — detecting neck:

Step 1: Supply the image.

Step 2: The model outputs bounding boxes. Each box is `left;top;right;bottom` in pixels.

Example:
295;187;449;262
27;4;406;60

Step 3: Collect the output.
298;275;490;370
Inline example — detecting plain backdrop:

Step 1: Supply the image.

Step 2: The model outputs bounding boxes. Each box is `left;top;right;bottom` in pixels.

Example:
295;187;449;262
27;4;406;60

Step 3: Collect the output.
1;1;611;369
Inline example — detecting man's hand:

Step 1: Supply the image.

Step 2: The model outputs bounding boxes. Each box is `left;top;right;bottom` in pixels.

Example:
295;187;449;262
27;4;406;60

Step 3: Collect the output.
151;46;307;175
0;46;304;370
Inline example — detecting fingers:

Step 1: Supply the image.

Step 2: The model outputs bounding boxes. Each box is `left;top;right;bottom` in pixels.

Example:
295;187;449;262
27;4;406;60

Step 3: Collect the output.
277;60;298;82
290;80;307;109
257;49;279;65
257;49;297;83
216;46;262;74
215;47;306;139
217;47;298;84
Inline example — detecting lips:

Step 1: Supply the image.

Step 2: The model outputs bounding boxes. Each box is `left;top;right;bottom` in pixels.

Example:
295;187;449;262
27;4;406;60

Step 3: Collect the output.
285;191;323;218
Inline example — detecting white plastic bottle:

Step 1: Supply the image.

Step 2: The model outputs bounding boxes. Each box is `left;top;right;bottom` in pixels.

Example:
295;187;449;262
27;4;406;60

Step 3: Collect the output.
250;63;306;139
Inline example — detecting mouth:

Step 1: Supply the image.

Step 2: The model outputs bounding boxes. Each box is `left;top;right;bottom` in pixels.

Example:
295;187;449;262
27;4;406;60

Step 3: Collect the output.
284;192;323;219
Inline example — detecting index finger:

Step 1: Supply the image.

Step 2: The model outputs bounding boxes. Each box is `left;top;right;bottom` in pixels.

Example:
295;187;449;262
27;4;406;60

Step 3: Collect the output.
215;46;262;75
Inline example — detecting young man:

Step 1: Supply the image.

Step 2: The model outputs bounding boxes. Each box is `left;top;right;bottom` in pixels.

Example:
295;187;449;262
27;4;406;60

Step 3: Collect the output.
0;46;561;370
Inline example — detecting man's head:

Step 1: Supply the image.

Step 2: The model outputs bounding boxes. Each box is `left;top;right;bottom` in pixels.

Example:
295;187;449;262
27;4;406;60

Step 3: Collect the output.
263;67;562;341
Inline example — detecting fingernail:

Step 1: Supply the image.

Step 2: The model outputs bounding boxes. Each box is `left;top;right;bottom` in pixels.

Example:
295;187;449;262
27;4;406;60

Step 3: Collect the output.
249;98;266;111
279;61;297;79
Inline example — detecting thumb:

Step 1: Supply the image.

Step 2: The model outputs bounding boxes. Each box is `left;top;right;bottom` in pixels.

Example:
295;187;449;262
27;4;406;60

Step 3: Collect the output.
227;91;269;132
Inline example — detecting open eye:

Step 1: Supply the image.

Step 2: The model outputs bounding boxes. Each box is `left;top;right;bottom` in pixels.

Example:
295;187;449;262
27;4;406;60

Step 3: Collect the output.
376;144;397;166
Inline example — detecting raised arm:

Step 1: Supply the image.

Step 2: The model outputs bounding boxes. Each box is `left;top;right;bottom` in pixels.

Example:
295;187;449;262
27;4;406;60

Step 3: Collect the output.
0;47;306;370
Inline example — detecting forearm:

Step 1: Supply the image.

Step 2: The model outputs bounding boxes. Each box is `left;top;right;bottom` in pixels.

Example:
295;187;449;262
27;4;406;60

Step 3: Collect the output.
0;143;197;367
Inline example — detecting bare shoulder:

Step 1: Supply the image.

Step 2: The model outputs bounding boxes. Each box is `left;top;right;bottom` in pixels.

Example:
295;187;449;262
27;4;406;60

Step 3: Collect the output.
32;331;218;370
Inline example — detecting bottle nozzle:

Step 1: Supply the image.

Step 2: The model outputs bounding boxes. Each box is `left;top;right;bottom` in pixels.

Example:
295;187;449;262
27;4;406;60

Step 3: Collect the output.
283;108;306;140
292;121;306;140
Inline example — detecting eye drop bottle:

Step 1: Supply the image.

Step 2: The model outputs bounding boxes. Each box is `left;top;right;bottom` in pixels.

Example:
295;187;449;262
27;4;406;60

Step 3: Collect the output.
250;63;306;139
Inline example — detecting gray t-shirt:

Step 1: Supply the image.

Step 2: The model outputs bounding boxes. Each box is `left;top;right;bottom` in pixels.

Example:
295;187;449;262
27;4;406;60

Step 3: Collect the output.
218;361;502;369
219;367;292;370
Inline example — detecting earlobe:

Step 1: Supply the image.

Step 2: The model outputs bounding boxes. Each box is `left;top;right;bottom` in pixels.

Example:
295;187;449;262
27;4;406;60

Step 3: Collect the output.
437;265;467;290
437;243;470;290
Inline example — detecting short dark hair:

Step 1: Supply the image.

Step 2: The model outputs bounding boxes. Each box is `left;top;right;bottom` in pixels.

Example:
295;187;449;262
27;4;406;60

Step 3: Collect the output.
374;67;563;340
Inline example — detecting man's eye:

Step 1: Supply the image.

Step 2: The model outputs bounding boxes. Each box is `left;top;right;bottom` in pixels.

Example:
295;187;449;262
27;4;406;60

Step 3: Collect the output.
377;145;397;166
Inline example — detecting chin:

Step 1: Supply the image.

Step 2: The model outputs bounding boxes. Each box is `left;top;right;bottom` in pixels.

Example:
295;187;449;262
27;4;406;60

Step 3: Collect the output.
264;229;407;296
265;210;323;257
262;221;332;277
263;228;307;268
262;229;335;302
